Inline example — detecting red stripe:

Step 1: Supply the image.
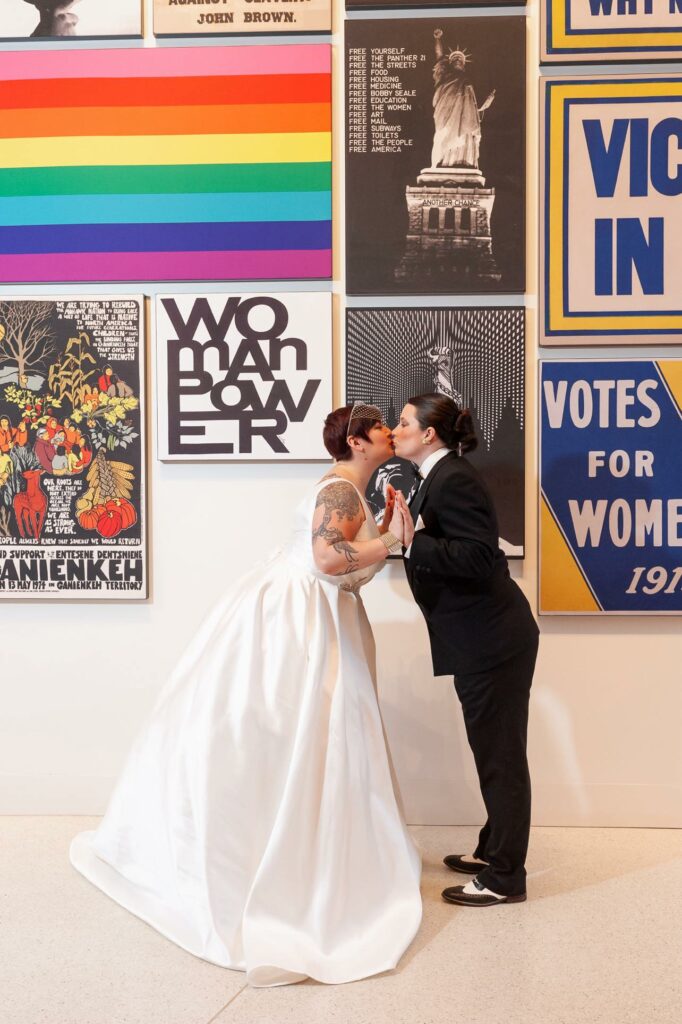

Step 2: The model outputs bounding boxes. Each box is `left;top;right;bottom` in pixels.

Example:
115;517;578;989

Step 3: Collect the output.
0;73;331;111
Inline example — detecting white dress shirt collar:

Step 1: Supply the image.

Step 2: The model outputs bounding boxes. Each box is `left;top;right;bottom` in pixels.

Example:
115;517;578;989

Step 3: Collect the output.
418;446;453;480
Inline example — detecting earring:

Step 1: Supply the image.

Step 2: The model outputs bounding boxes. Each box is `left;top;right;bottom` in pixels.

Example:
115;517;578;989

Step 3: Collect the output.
421;438;429;445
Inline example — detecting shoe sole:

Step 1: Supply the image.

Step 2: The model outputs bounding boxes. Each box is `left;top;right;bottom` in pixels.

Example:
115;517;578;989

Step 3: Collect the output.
442;892;527;907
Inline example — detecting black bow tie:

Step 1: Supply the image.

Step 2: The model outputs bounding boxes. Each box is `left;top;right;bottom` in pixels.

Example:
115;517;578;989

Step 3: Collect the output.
410;462;424;479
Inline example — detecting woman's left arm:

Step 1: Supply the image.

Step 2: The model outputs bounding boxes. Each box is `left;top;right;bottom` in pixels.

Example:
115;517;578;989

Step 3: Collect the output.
408;473;497;580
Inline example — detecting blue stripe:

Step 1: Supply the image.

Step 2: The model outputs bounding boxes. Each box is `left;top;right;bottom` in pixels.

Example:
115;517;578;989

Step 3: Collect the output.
0;220;332;255
0;192;332;227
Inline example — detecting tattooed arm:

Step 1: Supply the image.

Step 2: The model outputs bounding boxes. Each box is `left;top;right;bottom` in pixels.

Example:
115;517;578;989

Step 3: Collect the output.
312;481;402;576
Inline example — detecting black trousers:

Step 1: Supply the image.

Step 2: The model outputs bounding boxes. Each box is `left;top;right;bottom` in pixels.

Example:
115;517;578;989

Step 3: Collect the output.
453;638;538;896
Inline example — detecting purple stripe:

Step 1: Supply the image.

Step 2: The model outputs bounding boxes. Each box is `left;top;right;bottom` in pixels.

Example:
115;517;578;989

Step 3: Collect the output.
0;220;331;255
0;250;332;283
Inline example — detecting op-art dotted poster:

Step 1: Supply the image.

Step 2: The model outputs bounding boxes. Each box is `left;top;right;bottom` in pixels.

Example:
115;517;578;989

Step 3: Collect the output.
346;307;525;557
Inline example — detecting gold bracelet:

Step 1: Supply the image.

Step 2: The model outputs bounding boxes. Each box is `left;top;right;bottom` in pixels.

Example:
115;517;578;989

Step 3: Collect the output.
380;531;403;554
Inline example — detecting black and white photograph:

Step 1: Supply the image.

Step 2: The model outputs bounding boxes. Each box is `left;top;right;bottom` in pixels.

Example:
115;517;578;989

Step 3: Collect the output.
346;16;526;295
0;0;142;39
346;306;525;556
155;292;332;462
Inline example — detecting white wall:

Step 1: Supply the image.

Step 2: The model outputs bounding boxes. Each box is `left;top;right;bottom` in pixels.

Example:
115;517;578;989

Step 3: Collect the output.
1;0;680;824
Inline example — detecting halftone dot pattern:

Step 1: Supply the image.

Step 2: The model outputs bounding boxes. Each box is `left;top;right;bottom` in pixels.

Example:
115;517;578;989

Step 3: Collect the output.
346;307;524;450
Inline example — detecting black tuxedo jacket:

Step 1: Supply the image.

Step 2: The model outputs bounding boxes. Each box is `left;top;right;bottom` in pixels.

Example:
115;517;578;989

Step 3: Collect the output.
404;452;538;677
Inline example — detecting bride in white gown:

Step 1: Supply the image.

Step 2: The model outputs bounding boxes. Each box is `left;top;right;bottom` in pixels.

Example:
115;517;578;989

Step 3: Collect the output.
70;403;422;988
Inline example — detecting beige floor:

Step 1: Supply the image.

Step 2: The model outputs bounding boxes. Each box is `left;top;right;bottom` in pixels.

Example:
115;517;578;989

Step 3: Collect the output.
1;819;680;1024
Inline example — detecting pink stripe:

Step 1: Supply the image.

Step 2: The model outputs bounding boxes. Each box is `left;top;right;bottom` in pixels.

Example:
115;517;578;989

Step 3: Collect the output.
0;45;331;82
0;250;332;282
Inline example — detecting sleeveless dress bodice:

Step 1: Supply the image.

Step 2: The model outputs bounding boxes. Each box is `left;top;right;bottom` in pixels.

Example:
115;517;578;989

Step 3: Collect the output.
285;476;384;594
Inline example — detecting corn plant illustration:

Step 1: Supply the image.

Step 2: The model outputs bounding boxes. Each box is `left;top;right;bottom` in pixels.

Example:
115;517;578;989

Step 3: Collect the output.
75;449;137;539
47;331;98;409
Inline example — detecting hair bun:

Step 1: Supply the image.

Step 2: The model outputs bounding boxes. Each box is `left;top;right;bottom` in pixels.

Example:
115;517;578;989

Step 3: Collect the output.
454;408;477;455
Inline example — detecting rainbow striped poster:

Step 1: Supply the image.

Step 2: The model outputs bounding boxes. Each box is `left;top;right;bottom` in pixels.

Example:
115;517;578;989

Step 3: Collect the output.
0;46;332;284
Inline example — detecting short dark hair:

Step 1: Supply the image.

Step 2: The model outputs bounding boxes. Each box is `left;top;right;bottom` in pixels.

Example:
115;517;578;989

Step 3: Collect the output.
323;405;381;462
407;393;477;454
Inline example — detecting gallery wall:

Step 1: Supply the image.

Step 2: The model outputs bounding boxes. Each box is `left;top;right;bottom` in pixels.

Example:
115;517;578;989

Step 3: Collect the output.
0;0;680;826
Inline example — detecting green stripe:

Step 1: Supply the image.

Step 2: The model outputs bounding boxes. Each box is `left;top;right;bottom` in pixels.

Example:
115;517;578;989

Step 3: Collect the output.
0;162;332;198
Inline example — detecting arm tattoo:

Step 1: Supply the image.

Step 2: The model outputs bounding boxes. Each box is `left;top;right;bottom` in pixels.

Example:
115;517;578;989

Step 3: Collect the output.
313;482;362;574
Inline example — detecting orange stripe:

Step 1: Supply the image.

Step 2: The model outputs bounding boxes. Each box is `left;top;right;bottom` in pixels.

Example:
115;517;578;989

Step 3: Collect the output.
0;102;332;139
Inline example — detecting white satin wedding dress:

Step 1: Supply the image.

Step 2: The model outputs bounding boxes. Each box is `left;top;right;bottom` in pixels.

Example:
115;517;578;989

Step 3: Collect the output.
70;478;422;987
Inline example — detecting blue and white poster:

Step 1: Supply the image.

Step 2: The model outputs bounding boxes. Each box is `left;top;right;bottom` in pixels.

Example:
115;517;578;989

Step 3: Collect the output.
542;0;682;63
540;360;682;614
542;75;682;345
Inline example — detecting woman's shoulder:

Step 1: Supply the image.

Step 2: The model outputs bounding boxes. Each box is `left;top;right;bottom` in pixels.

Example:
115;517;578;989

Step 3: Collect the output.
313;476;365;515
432;455;489;495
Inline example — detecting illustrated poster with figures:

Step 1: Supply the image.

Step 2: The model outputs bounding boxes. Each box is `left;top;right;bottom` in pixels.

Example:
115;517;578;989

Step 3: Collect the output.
345;16;525;295
0;0;142;40
346;307;525;558
156;292;332;461
0;297;146;600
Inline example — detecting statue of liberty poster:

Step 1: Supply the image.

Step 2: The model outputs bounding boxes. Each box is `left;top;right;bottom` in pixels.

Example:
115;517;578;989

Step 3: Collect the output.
345;16;525;295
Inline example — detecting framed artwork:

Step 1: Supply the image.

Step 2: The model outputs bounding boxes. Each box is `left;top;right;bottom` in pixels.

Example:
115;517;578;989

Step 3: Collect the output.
347;0;520;7
541;75;682;344
345;16;526;295
156;291;332;461
154;0;331;35
0;0;142;40
346;306;525;557
0;296;146;599
542;0;682;63
0;45;331;284
540;359;682;614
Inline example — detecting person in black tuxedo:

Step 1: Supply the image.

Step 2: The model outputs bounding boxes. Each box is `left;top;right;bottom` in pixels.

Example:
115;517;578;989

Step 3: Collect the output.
393;394;539;906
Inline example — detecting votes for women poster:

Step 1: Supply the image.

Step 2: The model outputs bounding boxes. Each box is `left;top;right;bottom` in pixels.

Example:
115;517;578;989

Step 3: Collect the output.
346;306;525;556
0;297;146;600
540;360;682;614
346;16;525;295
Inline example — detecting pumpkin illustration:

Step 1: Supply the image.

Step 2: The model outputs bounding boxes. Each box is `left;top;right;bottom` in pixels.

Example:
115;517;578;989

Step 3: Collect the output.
105;497;137;530
78;508;101;531
96;508;123;538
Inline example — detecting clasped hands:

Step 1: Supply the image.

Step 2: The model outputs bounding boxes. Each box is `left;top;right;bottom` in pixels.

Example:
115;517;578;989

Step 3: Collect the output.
382;484;415;549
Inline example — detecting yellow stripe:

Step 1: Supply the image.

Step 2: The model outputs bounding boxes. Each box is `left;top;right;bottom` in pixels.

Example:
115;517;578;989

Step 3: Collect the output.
657;360;682;415
549;314;682;331
546;79;682;334
547;82;566;334
540;496;599;614
0;132;332;170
